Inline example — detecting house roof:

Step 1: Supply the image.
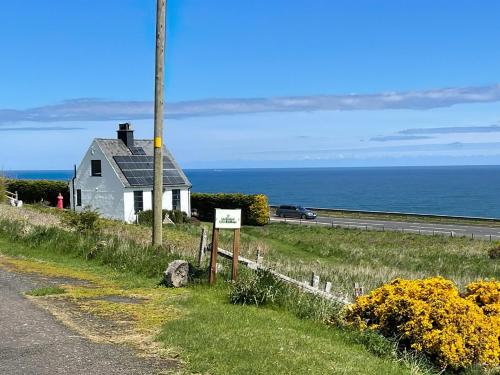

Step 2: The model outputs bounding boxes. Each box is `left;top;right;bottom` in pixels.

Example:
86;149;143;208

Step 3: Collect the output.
95;139;191;188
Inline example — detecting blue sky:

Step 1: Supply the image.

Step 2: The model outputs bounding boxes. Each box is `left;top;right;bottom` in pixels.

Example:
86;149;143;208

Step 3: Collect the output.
2;1;500;169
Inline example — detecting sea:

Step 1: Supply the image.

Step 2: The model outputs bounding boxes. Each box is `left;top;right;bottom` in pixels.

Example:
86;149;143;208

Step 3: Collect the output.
4;166;500;218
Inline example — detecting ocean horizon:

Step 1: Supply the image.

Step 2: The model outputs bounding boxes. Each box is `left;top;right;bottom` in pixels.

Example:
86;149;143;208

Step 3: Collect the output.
4;165;500;218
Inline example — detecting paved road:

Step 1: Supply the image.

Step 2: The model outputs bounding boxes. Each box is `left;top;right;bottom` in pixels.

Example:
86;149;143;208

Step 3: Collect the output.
270;215;500;240
0;268;169;375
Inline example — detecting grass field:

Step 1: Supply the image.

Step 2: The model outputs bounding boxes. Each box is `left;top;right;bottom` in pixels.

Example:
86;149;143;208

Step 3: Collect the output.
8;205;498;299
1;205;498;373
0;227;427;374
213;223;500;300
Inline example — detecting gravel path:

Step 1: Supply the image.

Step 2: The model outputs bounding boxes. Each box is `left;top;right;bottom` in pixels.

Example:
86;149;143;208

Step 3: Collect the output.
0;268;171;375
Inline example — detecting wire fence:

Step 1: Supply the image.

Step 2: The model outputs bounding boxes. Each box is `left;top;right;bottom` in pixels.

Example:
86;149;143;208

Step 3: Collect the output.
269;216;500;242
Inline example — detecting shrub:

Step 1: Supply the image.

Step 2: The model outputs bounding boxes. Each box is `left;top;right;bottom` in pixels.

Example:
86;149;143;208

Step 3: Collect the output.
344;277;500;370
62;207;102;233
464;280;500;318
6;179;69;207
137;209;190;225
488;245;500;259
191;193;269;226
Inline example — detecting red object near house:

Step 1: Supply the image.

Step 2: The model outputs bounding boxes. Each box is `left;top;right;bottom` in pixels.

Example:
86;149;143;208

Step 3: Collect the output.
57;193;64;209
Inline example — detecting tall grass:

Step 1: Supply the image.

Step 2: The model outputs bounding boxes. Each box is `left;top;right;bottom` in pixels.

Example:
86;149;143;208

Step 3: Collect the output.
0;175;6;204
229;268;344;322
0;218;198;279
216;223;499;300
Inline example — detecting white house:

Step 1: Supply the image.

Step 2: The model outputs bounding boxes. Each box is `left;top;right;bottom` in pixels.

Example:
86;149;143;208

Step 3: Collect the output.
69;123;191;223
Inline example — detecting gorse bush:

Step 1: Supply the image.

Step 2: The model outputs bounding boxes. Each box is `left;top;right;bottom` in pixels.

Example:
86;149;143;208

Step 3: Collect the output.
137;209;190;225
464;280;500;317
345;277;500;370
6;179;69;207
191;193;269;226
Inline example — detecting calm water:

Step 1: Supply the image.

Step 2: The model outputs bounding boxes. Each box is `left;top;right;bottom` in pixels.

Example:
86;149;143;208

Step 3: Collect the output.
5;166;500;218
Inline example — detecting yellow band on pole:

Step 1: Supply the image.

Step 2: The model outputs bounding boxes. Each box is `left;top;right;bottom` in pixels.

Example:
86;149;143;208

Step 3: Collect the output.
154;137;162;148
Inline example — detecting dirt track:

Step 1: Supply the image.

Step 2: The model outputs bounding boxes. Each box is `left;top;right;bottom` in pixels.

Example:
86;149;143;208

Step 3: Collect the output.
0;267;169;375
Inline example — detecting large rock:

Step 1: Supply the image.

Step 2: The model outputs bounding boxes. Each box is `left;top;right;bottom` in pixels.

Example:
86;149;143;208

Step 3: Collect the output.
163;260;189;287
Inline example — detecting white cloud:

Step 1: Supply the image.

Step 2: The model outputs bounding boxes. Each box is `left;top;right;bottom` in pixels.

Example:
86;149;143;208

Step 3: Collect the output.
2;84;500;124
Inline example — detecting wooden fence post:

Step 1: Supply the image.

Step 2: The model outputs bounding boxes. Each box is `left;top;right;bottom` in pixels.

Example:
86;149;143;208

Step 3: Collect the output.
354;283;364;298
256;247;263;265
311;272;320;289
209;222;219;285
197;227;207;266
324;282;332;293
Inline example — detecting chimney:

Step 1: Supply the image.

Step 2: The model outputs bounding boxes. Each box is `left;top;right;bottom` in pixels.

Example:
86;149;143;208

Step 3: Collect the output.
117;122;134;148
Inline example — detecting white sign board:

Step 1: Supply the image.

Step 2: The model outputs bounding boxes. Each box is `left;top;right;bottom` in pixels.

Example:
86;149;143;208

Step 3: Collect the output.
215;209;241;229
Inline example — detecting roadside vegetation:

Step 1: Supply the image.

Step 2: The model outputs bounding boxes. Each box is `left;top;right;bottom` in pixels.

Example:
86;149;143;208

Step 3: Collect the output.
215;223;499;299
0;204;499;373
0;207;425;375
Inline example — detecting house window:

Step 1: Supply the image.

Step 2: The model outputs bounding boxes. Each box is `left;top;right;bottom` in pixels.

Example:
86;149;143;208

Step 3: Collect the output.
76;189;82;206
91;160;102;177
172;189;181;211
133;191;143;213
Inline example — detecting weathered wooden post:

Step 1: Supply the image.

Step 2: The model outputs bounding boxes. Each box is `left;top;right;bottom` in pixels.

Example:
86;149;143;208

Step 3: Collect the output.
209;221;219;285
256;247;263;265
197;227;207;266
311;272;320;289
324;281;332;294
354;283;364;298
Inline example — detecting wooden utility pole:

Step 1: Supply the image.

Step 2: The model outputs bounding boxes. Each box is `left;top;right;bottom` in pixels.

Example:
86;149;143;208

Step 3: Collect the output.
152;0;166;247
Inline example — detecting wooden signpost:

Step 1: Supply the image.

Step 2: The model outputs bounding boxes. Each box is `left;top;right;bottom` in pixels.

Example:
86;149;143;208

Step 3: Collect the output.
209;209;242;285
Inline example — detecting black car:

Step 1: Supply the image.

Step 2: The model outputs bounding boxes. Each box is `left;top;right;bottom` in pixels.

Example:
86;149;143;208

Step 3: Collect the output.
276;205;317;219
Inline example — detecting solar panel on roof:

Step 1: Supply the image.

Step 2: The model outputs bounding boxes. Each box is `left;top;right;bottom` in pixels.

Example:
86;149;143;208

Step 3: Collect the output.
113;155;187;186
129;146;147;155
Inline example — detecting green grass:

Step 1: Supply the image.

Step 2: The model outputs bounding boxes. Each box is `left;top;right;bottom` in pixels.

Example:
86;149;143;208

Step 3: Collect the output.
26;286;66;296
159;286;417;375
214;223;500;299
0;219;432;375
1;206;497;373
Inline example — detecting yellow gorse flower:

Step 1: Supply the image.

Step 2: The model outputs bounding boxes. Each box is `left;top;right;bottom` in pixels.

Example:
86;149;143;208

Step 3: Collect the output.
345;277;500;369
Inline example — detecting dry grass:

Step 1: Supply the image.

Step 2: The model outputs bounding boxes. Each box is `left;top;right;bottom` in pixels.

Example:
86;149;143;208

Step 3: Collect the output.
217;223;500;301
